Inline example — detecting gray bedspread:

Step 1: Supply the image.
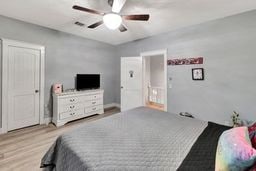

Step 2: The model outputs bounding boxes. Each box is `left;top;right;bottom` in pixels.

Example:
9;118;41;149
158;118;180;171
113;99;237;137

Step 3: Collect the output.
41;107;207;171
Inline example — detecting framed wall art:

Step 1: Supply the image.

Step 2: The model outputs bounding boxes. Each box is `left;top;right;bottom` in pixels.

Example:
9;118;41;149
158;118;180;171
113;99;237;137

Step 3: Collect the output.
167;57;203;66
192;68;204;80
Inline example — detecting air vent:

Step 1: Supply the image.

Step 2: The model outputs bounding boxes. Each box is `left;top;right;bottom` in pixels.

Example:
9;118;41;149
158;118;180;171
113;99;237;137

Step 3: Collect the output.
74;21;85;27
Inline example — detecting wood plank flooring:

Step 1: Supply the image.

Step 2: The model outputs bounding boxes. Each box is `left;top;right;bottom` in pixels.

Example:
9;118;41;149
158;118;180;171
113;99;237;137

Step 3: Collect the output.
146;102;164;111
0;107;120;171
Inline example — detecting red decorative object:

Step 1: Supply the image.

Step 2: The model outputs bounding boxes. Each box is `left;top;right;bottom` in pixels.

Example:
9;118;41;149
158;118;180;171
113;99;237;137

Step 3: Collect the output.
248;123;256;149
249;164;256;171
167;57;203;66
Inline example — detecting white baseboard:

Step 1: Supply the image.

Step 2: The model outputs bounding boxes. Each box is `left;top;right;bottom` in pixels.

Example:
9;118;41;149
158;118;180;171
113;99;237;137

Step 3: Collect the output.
104;103;120;109
44;117;52;125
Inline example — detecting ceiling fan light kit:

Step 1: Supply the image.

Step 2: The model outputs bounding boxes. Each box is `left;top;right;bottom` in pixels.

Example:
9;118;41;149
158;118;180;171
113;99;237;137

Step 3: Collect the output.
72;0;150;32
103;13;122;30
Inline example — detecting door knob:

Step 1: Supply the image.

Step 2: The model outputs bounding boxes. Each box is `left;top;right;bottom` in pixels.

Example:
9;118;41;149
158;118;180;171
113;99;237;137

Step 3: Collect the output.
35;90;39;93
121;86;124;89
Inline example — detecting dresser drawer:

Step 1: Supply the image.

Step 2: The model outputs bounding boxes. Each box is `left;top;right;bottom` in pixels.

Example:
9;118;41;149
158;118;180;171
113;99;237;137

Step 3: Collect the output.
59;103;84;114
85;105;103;114
59;109;84;120
59;93;103;105
84;99;103;107
59;97;81;105
81;93;103;102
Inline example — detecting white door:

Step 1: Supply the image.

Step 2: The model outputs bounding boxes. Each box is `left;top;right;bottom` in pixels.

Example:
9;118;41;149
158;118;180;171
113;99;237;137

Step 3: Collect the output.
121;57;143;111
7;46;41;131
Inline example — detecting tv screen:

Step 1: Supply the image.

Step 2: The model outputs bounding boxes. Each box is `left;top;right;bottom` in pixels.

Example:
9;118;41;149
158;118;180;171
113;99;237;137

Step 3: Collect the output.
76;74;100;91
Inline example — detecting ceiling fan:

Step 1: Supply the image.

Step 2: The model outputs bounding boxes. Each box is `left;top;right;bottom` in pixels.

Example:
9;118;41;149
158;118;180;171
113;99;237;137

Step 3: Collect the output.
72;0;150;32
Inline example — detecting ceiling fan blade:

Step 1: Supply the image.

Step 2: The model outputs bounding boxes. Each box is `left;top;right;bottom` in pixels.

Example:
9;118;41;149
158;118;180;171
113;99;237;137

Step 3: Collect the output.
88;21;104;28
73;5;104;15
119;24;127;32
112;0;127;13
123;14;150;21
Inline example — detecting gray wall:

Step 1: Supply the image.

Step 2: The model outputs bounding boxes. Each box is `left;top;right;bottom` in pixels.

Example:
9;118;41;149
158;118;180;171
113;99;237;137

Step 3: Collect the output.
0;15;120;127
150;55;165;87
117;10;256;125
1;9;256;127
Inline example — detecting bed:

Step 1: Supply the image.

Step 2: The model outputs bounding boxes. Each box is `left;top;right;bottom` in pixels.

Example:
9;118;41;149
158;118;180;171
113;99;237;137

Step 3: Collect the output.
41;107;230;171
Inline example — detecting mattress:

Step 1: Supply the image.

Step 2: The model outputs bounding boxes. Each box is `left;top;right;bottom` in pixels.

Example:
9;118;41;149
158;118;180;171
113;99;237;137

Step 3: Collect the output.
41;107;209;171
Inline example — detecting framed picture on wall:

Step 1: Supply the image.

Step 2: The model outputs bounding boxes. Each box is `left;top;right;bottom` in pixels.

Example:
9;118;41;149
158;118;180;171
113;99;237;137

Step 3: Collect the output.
192;68;204;80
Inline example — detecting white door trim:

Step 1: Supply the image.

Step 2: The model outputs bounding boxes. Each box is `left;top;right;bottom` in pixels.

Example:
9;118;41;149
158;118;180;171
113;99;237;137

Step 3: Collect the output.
1;38;45;134
140;49;168;112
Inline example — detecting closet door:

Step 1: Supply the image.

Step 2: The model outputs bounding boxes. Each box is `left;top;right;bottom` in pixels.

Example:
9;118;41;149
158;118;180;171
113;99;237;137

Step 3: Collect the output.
7;46;41;131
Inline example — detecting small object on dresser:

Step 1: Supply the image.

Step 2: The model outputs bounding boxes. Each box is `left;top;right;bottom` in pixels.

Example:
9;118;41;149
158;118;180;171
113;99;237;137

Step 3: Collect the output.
179;112;194;118
52;83;63;94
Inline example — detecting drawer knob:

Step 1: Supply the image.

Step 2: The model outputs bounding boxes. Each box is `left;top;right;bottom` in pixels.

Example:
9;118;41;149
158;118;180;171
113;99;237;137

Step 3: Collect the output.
92;108;96;110
92;102;96;104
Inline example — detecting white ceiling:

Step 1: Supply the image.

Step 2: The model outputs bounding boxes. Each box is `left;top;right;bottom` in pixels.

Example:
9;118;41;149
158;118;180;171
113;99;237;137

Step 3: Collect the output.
0;0;256;45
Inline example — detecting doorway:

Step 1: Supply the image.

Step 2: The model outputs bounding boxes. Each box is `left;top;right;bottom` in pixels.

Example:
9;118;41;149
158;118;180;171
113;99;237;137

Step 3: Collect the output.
141;50;167;112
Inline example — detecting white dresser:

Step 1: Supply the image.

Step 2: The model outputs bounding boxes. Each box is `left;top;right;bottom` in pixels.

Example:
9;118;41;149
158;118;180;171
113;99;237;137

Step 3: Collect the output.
52;89;104;127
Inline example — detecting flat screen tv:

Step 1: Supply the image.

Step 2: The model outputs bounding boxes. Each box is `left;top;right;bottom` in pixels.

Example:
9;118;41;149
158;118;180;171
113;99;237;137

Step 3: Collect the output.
76;74;100;91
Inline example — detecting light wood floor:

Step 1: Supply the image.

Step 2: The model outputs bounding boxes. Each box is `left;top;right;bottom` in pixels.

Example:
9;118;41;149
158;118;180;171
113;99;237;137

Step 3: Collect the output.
146;102;164;111
0;107;120;171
